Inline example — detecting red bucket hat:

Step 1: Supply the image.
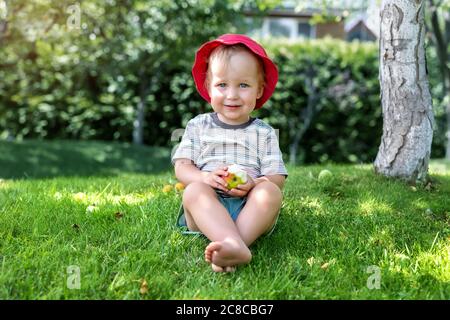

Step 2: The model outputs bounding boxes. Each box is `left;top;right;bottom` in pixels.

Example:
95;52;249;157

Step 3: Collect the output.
192;34;278;109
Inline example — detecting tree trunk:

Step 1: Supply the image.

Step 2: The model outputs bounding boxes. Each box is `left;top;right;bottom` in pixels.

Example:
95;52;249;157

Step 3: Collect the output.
447;104;450;159
374;0;435;183
133;97;145;145
289;65;319;165
133;72;149;145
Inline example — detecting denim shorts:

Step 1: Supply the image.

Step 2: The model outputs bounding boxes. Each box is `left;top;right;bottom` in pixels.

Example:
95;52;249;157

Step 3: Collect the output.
176;191;278;236
177;193;247;231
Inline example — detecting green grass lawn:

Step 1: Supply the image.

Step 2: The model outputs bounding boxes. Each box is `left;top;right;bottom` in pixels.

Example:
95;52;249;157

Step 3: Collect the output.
0;140;449;299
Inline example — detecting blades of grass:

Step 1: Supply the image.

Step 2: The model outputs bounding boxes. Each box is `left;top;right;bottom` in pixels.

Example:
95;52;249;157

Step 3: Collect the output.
430;231;440;251
413;260;419;273
404;243;411;256
98;183;112;197
0;256;5;274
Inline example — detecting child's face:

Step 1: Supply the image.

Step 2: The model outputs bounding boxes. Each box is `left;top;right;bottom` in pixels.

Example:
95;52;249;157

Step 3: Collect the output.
208;50;264;125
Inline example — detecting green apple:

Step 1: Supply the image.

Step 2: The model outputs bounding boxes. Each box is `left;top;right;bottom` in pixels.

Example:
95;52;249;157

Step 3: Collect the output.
318;169;333;182
224;164;247;190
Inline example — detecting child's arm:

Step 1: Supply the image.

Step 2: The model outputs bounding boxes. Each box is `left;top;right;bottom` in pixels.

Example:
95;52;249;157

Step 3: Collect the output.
227;173;285;198
174;158;229;193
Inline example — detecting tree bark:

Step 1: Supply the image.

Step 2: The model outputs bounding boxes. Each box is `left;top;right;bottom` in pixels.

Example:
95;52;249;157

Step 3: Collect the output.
374;0;435;183
133;71;149;145
289;65;320;165
447;102;450;159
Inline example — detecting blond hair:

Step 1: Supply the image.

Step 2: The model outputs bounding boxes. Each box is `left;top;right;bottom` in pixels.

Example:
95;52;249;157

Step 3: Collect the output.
204;44;265;91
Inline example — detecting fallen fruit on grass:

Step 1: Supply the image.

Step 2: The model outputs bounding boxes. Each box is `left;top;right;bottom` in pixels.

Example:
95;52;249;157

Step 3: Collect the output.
175;182;185;191
140;279;149;295
224;164;247;190
86;205;99;213
321;262;330;270
318;169;333;182
162;184;173;193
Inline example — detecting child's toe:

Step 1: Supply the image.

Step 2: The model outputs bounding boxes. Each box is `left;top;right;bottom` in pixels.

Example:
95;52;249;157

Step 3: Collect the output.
224;266;236;273
211;264;224;272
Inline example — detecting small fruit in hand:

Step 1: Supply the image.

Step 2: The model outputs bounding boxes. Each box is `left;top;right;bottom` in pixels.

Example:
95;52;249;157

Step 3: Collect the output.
318;169;333;182
175;182;185;191
224;164;247;190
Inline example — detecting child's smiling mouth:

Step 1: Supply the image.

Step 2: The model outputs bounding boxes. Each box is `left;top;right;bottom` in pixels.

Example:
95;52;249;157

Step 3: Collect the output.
224;105;241;108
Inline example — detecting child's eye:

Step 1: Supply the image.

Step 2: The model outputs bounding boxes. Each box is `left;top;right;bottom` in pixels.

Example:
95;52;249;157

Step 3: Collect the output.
217;83;226;88
240;83;249;88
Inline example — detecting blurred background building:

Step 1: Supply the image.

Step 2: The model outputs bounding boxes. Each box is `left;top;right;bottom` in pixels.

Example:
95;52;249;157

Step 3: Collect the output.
245;0;379;41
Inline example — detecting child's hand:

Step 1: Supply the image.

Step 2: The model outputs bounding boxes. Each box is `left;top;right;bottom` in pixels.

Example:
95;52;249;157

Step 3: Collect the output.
203;166;229;193
227;174;255;198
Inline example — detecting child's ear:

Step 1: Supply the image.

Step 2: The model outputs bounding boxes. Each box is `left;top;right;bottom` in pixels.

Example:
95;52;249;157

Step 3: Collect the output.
205;78;212;95
256;84;264;99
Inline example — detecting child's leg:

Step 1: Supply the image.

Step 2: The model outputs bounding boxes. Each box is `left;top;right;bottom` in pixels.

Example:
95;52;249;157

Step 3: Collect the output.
208;181;282;270
234;181;283;246
183;182;252;270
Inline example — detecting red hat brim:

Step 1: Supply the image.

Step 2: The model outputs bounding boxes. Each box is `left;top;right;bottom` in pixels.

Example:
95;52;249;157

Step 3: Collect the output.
192;34;278;109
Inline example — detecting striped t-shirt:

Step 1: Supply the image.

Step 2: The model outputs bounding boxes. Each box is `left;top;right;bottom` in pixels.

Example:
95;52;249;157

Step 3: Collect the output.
172;112;288;179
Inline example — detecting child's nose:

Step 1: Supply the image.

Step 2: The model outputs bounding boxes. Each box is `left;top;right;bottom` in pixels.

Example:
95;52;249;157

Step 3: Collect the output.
226;87;239;99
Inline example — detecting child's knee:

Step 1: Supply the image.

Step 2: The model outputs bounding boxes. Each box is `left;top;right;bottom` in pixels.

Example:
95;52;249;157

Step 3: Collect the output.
252;181;282;205
183;182;215;205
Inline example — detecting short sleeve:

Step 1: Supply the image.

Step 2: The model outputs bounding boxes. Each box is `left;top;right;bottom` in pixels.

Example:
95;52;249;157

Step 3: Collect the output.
171;120;200;165
259;128;288;177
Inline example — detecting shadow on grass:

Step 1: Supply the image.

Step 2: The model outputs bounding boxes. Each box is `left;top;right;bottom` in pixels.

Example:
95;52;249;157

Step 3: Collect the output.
0;139;172;179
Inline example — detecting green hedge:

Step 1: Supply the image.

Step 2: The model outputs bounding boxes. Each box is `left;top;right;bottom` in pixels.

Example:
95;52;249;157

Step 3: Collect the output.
256;39;382;164
0;38;446;163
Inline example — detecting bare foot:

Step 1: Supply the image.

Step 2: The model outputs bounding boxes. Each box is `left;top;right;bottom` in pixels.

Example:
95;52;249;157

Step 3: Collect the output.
205;238;251;270
211;264;236;273
204;245;214;263
205;245;237;273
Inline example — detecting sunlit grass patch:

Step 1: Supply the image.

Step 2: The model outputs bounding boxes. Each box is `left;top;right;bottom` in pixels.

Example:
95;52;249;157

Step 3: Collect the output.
68;191;155;206
429;159;450;175
358;198;393;216
0;179;10;190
